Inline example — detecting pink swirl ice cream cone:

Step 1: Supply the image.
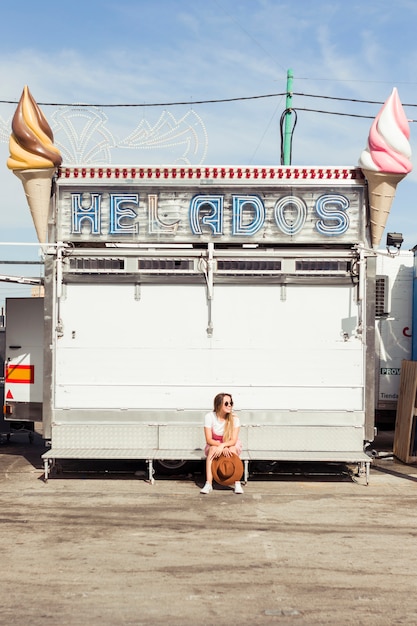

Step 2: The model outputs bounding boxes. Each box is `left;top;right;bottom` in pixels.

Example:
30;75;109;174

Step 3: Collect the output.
359;88;412;248
7;86;62;244
364;170;406;248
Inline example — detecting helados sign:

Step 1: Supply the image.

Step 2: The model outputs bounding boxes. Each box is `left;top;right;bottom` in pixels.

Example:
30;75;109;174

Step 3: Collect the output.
56;168;365;244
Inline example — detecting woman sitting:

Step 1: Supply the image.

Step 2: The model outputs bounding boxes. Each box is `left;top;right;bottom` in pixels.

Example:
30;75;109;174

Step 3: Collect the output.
200;392;243;494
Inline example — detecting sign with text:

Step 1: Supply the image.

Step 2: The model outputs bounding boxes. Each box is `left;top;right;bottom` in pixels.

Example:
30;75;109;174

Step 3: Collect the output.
56;168;366;245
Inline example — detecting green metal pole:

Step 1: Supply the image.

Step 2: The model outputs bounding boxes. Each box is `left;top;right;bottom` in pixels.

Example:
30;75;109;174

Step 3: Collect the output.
283;69;294;165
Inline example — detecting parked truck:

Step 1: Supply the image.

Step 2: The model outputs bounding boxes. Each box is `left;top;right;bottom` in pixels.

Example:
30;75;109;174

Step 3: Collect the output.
5;248;410;445
3;297;44;441
375;251;414;425
32;164;377;482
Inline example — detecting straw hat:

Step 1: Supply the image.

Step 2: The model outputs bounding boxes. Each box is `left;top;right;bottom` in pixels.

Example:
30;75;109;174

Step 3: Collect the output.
212;453;243;486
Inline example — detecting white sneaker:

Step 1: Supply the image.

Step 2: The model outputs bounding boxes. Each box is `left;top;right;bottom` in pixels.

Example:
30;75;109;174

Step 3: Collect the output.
234;481;244;494
200;482;213;494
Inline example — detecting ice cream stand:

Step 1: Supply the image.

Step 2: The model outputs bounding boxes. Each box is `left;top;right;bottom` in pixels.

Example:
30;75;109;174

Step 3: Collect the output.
4;86;412;483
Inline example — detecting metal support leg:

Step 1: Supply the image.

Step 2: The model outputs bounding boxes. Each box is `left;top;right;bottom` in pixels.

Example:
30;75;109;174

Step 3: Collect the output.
147;459;155;484
43;458;50;482
357;461;370;486
243;459;249;484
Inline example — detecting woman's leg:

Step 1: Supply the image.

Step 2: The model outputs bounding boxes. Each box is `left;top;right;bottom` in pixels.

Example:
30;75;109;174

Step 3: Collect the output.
201;446;217;493
205;446;217;483
228;445;244;492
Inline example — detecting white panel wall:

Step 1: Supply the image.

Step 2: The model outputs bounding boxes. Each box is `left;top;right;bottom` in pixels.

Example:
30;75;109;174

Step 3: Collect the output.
55;282;363;412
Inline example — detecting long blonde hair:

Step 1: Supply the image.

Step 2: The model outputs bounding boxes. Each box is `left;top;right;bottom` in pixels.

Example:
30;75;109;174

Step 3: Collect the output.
213;392;235;442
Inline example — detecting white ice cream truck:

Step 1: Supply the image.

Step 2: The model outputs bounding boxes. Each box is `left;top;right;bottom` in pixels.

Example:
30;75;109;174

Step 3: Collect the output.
5;249;409;443
37;164;375;481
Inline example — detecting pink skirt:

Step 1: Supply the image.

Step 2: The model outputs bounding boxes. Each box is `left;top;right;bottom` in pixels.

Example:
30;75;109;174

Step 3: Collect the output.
204;438;242;457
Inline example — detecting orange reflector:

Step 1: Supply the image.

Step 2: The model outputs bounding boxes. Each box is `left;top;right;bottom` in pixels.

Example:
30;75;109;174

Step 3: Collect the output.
6;364;34;384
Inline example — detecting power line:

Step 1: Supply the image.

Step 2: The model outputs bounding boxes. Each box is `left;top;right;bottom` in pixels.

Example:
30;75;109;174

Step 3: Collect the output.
0;260;43;265
296;77;417;86
0;93;287;108
210;0;287;75
2;91;417;124
250;99;284;163
294;92;417;108
1;90;417;109
293;107;417;123
294;107;377;119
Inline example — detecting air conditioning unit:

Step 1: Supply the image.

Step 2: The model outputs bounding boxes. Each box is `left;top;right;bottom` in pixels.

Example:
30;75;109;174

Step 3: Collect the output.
375;275;390;317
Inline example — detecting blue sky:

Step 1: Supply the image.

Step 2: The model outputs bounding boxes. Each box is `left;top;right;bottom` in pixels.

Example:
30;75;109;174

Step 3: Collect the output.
0;0;417;303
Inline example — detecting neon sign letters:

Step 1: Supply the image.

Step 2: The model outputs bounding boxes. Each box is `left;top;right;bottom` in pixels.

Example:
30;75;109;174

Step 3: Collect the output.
69;190;353;241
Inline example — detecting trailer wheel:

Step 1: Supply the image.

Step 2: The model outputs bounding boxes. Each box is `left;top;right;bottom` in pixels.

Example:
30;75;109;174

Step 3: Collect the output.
154;459;190;475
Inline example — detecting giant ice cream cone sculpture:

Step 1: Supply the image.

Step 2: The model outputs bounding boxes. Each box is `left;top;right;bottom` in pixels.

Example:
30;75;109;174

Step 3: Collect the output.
13;168;56;243
6;86;62;244
364;171;406;249
359;88;412;248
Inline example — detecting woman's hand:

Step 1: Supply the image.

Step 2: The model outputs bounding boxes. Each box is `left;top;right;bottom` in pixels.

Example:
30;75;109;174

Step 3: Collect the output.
213;444;226;458
213;444;232;458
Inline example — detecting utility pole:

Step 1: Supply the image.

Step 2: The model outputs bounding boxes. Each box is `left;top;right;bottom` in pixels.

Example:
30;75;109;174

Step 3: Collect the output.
282;69;294;165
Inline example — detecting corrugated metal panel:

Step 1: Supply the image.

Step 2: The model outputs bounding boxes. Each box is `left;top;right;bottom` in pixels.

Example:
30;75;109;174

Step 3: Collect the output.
51;423;158;449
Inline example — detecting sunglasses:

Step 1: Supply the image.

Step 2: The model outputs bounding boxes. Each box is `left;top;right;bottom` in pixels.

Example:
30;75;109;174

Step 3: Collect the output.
224;401;233;407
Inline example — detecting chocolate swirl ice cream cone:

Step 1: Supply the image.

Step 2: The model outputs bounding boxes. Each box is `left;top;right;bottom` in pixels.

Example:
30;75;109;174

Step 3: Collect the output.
7;86;62;243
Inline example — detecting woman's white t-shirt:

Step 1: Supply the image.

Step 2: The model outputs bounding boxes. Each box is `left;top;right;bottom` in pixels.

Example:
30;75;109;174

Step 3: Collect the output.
204;411;240;436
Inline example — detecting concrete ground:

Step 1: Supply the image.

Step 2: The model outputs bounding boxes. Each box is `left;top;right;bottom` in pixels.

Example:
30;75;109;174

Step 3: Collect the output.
1;429;417;626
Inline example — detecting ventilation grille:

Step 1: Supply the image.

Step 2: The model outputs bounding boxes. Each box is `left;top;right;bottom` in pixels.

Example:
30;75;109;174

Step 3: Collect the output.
216;260;282;274
138;259;194;272
68;258;125;272
375;276;388;317
295;260;350;273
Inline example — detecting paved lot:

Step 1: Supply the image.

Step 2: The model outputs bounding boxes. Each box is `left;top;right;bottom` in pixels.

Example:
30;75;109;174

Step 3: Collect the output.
1;430;417;625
